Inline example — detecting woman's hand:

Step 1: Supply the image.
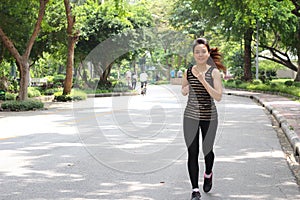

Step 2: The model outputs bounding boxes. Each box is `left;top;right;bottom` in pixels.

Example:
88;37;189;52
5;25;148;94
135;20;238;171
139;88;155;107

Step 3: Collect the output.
192;68;205;83
196;72;205;83
181;85;189;96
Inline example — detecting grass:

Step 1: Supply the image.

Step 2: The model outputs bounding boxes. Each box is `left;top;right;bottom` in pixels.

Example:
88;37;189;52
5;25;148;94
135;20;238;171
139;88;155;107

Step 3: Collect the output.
270;78;293;83
223;78;300;101
54;89;87;102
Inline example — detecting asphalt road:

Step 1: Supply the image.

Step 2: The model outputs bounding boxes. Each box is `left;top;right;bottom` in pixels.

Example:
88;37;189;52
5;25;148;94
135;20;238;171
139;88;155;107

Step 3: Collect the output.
1;85;299;200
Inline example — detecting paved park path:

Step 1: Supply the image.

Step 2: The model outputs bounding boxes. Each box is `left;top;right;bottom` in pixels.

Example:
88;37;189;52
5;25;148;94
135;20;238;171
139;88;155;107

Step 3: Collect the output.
0;85;300;200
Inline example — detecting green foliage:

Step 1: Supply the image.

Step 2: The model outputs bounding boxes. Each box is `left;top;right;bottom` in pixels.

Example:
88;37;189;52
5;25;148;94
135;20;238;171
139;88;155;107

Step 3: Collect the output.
294;82;300;88
54;89;87;102
73;78;86;89
28;87;41;98
258;60;285;71
154;80;170;85
32;52;66;78
0;0;40;56
224;79;300;98
54;94;73;102
44;88;62;95
172;0;299;82
270;82;277;88
252;80;262;85
235;80;243;86
1;99;44;111
77;0;153;51
169;0;207;37
258;69;277;83
226;50;244;80
95;89;113;94
0;60;12;78
284;80;294;87
71;89;87;100
5;92;17;101
2;0;299;91
226;79;234;83
8;78;19;93
53;74;65;87
0;90;5;100
45;76;54;83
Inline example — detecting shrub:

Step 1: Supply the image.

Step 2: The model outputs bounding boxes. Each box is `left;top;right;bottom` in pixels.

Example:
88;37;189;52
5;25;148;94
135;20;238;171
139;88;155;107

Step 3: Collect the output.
28;87;41;98
154;80;170;85
235;80;243;86
45;76;54;83
284;80;294;87
53;74;65;87
96;89;111;93
5;92;17;101
54;89;87;102
8;78;19;92
0;90;5;100
73;78;85;89
226;79;235;83
293;81;300;88
252;80;262;85
54;95;73;102
71;89;87;101
223;80;235;88
44;88;62;95
270;82;277;88
1;99;44;111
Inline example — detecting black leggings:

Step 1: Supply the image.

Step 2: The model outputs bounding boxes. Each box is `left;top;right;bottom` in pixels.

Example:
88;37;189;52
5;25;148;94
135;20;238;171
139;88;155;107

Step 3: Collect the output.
183;117;218;189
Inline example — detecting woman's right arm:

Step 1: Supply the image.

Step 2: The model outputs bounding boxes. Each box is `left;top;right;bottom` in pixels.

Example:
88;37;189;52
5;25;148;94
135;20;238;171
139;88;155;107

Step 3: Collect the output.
181;70;189;96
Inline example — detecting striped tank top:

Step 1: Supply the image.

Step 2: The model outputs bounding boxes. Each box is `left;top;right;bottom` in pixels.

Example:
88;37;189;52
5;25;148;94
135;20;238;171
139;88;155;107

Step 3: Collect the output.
184;65;218;121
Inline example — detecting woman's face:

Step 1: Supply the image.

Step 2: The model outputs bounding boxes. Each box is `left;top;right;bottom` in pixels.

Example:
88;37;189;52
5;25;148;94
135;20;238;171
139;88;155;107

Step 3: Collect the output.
193;44;210;65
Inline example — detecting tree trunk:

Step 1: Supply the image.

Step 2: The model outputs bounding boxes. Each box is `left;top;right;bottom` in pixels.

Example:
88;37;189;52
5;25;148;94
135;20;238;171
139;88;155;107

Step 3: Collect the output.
63;36;76;95
295;60;300;82
19;57;30;100
63;0;79;95
295;21;300;82
100;63;113;83
164;49;170;81
177;55;183;68
132;60;137;75
243;28;253;82
0;0;49;100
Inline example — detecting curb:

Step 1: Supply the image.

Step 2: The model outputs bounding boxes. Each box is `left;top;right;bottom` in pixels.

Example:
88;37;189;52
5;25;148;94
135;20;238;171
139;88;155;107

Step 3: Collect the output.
87;92;139;98
225;90;300;159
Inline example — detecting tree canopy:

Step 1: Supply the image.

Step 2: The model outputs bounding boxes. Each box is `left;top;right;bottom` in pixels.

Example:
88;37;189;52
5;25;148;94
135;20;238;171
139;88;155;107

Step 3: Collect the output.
1;0;300;100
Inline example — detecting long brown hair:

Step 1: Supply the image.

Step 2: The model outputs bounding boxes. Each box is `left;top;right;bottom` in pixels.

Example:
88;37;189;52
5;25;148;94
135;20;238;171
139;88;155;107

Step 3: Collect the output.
193;38;226;72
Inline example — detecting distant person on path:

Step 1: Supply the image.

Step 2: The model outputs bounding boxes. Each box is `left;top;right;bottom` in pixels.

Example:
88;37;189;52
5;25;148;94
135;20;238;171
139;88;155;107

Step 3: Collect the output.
131;73;137;89
170;69;175;78
126;70;132;89
155;73;160;82
140;71;148;95
177;69;183;78
181;38;226;200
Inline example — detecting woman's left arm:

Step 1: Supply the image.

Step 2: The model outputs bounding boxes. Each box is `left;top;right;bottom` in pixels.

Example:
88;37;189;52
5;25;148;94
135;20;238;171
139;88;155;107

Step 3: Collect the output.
197;69;222;101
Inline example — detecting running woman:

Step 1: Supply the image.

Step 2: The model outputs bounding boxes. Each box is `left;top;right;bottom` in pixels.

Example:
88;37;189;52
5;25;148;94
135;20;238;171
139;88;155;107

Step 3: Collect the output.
181;38;226;200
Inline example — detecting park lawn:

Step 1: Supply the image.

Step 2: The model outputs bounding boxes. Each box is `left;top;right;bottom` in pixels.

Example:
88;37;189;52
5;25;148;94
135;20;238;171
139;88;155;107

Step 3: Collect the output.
271;78;293;83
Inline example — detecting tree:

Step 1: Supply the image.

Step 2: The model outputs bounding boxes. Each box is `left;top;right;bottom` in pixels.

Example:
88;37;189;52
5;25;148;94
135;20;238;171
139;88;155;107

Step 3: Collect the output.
257;0;300;82
0;0;49;100
76;0;153;85
198;0;300;82
170;0;255;80
63;0;80;95
290;0;300;16
31;0;67;78
169;0;210;38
